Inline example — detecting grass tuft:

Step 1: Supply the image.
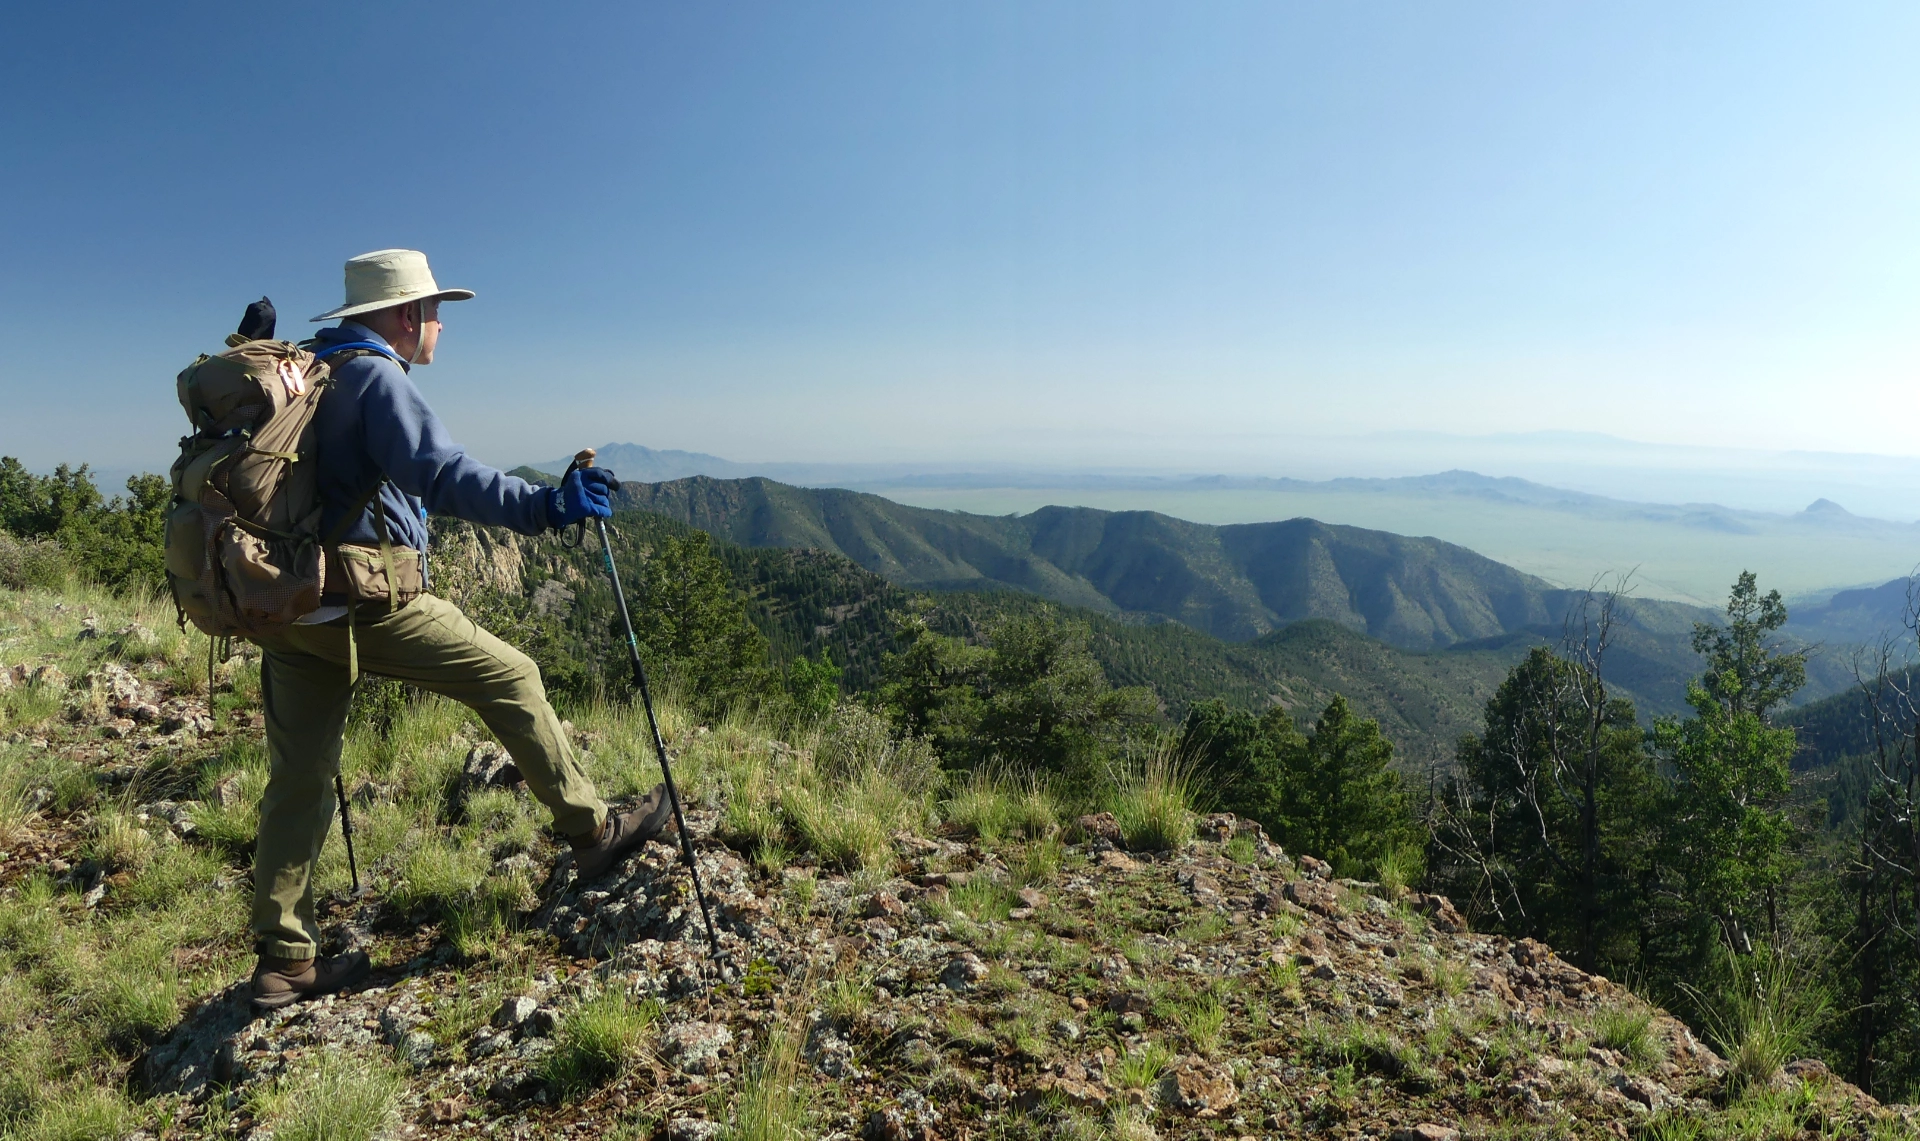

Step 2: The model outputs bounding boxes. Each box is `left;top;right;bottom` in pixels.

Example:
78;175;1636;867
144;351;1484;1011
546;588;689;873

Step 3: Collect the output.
1177;993;1227;1057
249;1051;403;1141
731;1017;809;1141
541;987;659;1099
1113;1040;1176;1090
1108;745;1197;852
1684;948;1829;1090
1592;1005;1665;1069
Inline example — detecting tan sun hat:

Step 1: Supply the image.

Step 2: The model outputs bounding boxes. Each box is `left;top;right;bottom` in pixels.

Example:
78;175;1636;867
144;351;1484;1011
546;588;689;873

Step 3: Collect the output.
309;248;475;322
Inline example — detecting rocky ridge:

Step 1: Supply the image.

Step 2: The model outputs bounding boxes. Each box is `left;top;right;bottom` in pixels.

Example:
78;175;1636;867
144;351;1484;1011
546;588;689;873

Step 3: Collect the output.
135;796;1905;1139
2;596;1914;1139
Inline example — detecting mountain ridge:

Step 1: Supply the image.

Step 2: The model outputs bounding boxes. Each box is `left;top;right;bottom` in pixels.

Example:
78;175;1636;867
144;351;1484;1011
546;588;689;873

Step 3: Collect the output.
604;473;1609;650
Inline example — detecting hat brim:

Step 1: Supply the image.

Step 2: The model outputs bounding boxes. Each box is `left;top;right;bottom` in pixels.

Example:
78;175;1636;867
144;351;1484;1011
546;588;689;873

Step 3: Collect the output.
309;288;475;323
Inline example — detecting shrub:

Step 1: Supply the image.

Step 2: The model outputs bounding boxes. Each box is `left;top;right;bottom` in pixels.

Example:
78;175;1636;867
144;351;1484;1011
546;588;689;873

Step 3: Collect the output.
0;533;71;592
541;988;659;1098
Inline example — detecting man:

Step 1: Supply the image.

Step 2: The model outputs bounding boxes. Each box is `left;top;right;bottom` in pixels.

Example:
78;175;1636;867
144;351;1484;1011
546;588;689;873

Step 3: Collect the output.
245;249;671;1010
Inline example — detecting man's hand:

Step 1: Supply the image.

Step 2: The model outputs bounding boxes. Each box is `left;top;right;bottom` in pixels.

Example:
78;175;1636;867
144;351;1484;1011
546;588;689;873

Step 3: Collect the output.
551;467;617;528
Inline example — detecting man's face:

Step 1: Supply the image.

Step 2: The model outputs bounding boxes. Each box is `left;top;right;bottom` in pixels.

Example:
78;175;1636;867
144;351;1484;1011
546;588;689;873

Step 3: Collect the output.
412;298;443;364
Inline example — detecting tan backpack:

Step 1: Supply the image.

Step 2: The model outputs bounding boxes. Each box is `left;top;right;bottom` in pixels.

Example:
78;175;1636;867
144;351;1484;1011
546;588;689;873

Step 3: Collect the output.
165;337;363;637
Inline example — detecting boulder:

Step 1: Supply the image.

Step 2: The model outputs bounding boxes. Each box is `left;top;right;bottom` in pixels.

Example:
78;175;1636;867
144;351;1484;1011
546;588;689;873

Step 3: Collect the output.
861;891;906;918
667;1121;723;1141
1412;892;1468;933
1283;877;1343;917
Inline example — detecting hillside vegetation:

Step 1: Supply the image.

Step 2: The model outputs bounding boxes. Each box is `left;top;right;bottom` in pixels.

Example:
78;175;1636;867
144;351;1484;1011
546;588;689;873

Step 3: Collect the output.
525;471;1871;718
10;456;1920;1135
2;574;1909;1140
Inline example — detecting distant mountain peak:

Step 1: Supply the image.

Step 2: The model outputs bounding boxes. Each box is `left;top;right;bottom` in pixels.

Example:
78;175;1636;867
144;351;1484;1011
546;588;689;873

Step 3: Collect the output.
1803;498;1852;516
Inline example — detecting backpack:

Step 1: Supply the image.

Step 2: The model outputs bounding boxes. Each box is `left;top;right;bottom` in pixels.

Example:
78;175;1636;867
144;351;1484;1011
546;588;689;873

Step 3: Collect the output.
164;335;398;638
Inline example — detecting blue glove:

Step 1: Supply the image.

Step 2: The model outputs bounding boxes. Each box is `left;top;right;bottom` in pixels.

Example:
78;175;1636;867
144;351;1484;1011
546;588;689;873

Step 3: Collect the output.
550;467;617;528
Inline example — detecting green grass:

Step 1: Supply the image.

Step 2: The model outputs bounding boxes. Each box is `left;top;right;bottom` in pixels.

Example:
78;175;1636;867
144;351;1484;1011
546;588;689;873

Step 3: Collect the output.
730;1018;809;1141
1107;745;1196;852
1112;1040;1175;1090
1592;1005;1665;1069
541;988;660;1099
248;1051;403;1141
751;705;939;872
949;879;1017;923
1685;949;1830;1090
1016;835;1063;886
1176;993;1227;1057
84;808;156;876
822;976;871;1024
15;1083;135;1141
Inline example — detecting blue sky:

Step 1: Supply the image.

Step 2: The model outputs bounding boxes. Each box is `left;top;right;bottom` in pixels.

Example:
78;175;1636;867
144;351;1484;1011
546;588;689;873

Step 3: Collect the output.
4;2;1919;479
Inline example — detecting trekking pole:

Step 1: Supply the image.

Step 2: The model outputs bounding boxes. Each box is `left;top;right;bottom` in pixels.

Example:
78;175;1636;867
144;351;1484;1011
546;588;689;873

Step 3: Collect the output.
567;449;724;965
335;772;363;894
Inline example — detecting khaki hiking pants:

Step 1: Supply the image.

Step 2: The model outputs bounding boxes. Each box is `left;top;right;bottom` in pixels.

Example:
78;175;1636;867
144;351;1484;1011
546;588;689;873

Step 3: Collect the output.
249;593;604;959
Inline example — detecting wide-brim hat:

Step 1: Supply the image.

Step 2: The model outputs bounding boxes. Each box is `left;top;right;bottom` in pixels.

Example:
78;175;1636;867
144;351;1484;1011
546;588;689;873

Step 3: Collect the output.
309;248;475;322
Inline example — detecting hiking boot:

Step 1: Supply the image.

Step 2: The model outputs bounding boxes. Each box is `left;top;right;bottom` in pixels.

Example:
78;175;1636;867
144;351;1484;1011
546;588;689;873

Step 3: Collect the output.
570;784;673;881
250;950;371;1010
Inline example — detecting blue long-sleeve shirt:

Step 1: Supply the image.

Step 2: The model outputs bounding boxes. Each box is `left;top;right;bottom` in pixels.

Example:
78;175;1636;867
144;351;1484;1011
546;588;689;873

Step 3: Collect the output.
309;323;553;561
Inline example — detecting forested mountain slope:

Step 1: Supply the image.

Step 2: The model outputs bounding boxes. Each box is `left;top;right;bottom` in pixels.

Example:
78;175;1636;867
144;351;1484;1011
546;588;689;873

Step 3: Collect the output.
462;503;1718;765
597;473;1722;655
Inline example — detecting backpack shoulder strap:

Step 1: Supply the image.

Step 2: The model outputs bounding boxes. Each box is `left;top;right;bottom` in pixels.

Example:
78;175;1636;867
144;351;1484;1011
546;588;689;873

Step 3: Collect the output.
310;340;408;368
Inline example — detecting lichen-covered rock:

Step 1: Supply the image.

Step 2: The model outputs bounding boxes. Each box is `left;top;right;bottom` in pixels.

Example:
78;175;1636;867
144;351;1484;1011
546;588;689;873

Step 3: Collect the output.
664;1020;733;1075
1160;1056;1238;1117
941;952;990;992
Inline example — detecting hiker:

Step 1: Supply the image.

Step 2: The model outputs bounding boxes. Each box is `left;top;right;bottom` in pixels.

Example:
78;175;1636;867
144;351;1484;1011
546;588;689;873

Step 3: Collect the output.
244;249;672;1010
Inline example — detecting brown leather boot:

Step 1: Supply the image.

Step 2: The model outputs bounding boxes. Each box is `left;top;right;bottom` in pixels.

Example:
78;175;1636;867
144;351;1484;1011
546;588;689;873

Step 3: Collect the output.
250;950;372;1010
570;784;673;881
